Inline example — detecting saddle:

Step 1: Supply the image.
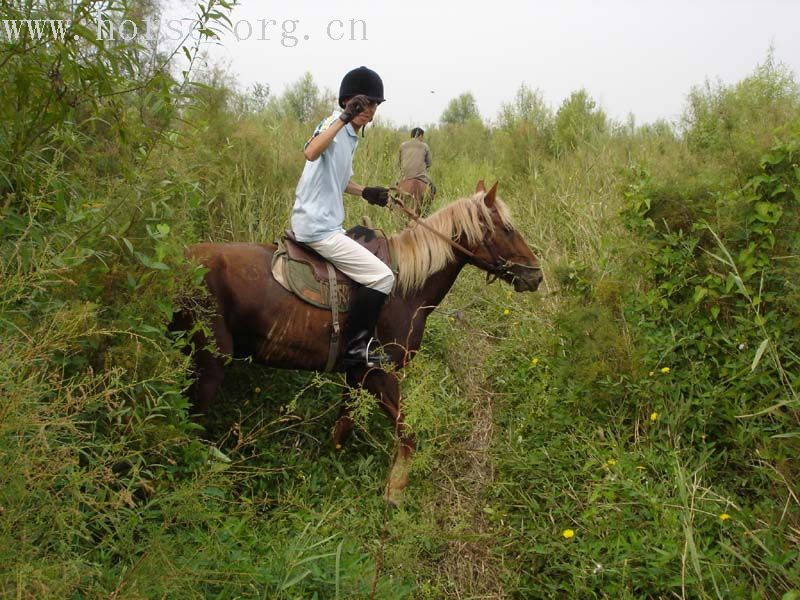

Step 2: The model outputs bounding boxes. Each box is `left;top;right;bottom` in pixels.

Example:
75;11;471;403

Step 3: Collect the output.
271;225;396;311
271;225;396;372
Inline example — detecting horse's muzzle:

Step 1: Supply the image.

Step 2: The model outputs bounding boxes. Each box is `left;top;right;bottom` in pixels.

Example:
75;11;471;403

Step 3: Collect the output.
511;265;543;292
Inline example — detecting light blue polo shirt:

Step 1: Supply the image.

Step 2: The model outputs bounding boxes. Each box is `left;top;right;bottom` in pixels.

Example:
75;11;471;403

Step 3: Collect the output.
291;111;359;242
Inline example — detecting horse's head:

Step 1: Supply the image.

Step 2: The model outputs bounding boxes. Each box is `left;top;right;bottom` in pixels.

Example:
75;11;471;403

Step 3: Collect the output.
467;180;543;292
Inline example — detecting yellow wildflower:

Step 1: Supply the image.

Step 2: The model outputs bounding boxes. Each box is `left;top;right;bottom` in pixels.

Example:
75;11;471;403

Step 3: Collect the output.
719;513;731;521
254;387;262;393
650;412;658;422
531;357;540;366
562;529;575;539
648;371;654;376
660;366;671;374
606;459;617;466
503;308;510;316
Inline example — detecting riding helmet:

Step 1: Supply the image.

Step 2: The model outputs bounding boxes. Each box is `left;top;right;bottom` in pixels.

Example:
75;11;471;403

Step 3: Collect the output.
338;66;385;108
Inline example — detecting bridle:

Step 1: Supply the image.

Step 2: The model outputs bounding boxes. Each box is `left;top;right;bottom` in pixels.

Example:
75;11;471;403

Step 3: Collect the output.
388;189;543;285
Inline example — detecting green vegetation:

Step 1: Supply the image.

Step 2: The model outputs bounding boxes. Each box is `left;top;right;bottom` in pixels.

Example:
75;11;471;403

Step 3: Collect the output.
1;1;798;597
440;92;482;125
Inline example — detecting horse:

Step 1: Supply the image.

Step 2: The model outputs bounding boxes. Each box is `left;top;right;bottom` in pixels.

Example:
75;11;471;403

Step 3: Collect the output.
396;177;433;215
174;180;542;504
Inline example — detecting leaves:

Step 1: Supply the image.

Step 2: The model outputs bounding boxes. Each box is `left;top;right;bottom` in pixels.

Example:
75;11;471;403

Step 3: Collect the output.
751;338;770;371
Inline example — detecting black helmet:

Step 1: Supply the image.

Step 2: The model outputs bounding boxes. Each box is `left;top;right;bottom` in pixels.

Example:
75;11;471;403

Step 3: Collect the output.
338;66;385;108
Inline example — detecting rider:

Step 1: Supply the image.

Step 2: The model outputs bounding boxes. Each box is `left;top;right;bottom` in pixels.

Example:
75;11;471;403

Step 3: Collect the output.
290;66;393;369
398;127;435;196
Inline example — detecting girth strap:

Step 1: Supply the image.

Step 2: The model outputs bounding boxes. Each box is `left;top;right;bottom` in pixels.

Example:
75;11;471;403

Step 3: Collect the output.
324;262;341;372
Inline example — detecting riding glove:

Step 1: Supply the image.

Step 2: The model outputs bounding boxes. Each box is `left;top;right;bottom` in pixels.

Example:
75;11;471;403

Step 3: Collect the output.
339;94;371;124
362;187;390;207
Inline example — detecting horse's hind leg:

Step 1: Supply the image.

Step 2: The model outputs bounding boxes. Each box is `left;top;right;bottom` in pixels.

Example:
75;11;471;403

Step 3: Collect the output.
189;316;233;418
191;350;224;418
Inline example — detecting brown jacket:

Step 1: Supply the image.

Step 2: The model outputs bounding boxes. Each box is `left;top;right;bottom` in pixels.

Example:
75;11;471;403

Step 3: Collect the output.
399;139;432;183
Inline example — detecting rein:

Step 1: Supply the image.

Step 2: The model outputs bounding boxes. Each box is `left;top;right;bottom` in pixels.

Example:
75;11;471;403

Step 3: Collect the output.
388;188;541;284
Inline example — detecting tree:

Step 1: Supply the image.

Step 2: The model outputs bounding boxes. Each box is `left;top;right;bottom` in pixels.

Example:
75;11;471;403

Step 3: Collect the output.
440;92;481;125
553;89;607;152
497;85;552;130
681;48;799;159
494;85;555;172
280;72;323;123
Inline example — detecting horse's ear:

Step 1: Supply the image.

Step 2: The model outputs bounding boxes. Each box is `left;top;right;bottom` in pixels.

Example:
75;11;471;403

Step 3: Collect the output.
484;181;498;207
475;180;486;194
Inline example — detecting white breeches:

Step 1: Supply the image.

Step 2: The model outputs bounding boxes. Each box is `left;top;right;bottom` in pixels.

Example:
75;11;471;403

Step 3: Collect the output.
305;232;395;294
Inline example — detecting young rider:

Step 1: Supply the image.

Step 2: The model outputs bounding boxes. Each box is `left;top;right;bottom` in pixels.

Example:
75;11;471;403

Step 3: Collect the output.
290;66;394;368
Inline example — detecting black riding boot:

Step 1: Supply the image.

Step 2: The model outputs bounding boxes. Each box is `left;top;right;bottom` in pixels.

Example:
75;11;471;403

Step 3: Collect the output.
342;286;391;368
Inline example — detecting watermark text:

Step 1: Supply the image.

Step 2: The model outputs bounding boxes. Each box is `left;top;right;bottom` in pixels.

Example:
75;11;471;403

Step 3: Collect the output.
0;12;368;47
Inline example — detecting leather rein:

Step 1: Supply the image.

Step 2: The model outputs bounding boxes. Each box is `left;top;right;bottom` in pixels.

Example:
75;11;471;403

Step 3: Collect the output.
388;188;542;284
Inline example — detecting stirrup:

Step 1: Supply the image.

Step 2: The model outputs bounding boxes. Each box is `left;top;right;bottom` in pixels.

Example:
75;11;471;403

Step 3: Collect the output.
364;337;391;368
344;337;390;369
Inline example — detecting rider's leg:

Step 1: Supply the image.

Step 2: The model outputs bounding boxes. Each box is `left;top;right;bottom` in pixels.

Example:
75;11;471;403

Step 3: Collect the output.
341;285;391;367
306;232;394;368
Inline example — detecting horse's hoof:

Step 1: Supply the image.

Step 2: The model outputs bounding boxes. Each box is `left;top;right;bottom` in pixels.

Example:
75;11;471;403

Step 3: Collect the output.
382;487;403;508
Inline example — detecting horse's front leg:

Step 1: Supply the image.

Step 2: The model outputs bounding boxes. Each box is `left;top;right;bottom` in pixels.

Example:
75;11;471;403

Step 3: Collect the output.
358;369;415;506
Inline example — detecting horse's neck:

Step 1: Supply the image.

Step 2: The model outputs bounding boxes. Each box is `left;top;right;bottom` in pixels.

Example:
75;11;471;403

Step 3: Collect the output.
409;256;465;308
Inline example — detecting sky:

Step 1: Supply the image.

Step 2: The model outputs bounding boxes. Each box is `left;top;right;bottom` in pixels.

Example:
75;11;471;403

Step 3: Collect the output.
165;0;800;128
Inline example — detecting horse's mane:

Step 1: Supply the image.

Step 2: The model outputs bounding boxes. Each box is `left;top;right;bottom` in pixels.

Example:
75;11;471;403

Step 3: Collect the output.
389;192;514;296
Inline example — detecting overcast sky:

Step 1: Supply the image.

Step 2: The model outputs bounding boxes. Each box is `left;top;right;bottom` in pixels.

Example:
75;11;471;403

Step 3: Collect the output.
170;0;800;128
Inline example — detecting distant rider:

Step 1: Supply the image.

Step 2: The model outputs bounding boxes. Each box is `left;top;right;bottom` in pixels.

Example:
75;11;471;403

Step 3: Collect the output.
399;127;435;196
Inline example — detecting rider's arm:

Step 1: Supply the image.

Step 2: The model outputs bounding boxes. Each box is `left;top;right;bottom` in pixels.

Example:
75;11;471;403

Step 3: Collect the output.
303;119;346;161
345;181;364;196
425;144;432;168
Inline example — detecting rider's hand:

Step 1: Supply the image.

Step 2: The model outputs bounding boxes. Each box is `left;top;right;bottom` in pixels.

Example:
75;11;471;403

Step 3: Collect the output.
361;186;390;207
339;95;371;124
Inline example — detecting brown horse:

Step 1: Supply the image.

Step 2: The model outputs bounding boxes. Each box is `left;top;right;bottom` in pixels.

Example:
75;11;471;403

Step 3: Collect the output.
397;177;433;215
176;180;542;504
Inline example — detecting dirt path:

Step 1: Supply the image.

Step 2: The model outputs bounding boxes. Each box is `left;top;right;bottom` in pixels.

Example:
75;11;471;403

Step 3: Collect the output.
435;316;506;598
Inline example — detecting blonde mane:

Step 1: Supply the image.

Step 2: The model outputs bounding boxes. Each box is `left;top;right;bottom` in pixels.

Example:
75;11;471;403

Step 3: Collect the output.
389;192;514;296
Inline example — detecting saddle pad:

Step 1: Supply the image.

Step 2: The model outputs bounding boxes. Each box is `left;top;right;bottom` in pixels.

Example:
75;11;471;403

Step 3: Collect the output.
272;245;354;310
